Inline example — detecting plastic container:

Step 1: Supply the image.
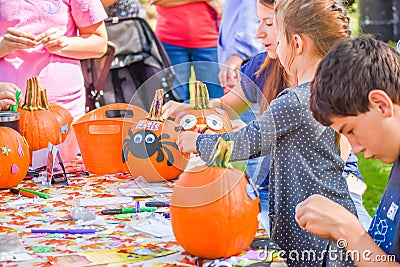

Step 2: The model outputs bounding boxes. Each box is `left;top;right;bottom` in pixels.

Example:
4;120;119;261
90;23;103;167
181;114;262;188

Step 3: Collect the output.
73;103;147;174
0;112;20;132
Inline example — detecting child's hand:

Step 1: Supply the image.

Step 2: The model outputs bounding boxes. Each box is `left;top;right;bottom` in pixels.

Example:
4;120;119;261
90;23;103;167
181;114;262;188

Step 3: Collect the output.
231;119;246;131
1;27;38;53
0;82;19;111
295;194;365;242
36;28;68;53
176;131;200;154
162;100;192;119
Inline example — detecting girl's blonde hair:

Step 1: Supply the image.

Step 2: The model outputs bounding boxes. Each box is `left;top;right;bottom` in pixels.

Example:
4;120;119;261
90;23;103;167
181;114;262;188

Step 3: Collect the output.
274;0;351;70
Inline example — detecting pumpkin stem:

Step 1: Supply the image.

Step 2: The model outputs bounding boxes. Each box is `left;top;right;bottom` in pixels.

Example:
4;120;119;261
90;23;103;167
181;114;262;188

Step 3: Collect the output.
193;81;210;110
147;89;164;121
205;137;233;168
39;87;50;110
22;76;50;111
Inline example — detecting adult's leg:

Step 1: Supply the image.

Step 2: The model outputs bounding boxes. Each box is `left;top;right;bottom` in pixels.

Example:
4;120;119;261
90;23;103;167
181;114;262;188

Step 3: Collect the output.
191;47;223;99
161;42;191;102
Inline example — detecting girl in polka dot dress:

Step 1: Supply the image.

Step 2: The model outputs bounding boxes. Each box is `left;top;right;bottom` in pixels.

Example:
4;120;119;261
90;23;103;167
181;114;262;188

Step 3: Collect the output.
177;0;357;266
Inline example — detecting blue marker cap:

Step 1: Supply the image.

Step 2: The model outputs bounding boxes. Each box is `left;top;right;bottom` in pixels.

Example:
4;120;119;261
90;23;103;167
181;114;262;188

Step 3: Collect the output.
135;201;140;213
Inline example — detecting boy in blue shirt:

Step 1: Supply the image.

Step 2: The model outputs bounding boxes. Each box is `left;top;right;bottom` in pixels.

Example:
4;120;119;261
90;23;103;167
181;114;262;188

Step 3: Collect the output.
298;35;400;265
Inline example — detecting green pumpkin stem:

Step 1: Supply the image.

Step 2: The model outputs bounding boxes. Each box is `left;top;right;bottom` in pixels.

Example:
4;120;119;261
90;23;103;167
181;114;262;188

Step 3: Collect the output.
205;137;233;168
193;81;210;110
22;76;50;111
147;89;164;121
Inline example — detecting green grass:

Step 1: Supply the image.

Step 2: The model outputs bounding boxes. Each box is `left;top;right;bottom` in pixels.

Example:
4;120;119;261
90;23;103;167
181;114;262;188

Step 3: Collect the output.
348;3;360;37
357;155;392;215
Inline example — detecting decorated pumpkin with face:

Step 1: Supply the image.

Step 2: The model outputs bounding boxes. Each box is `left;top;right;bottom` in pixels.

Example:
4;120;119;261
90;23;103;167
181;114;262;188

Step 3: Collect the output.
175;81;232;133
123;90;189;182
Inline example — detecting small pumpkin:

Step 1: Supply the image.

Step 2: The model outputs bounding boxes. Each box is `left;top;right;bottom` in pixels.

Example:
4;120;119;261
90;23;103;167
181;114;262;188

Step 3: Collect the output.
49;103;73;142
170;137;259;259
123;89;189;182
175;81;232;133
0;127;30;189
19;77;61;157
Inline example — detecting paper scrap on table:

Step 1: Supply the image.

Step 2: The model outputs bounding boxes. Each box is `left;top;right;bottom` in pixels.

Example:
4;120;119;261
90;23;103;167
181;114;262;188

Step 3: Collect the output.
119;187;172;197
129;218;174;238
79;197;133;207
47;245;177;266
0;233;32;261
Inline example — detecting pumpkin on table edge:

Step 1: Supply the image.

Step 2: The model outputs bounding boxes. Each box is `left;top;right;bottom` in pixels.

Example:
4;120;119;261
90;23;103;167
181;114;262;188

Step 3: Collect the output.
170;137;260;259
19;77;62;158
123;89;189;182
0;127;30;189
175;81;232;134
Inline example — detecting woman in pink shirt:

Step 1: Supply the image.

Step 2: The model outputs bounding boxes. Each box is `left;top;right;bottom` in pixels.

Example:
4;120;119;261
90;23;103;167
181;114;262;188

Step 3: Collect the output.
152;0;224;102
0;0;108;119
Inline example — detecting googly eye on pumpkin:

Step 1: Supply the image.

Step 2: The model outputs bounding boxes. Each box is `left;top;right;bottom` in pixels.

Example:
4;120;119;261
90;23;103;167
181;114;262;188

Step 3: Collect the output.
180;114;197;130
133;133;143;143
145;133;156;144
206;115;224;131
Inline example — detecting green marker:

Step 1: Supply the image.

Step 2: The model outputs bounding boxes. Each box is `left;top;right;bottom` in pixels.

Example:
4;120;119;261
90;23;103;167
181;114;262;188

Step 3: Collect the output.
19;187;50;199
9;89;21;112
101;207;156;215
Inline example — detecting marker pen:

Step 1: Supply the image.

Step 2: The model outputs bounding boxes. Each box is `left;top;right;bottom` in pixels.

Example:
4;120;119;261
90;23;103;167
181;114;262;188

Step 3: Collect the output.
19;187;50;199
145;201;170;207
10;188;36;198
101;207;156;215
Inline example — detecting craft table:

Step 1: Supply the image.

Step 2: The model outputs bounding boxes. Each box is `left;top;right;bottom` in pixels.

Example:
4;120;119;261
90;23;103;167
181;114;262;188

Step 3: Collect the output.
0;157;287;267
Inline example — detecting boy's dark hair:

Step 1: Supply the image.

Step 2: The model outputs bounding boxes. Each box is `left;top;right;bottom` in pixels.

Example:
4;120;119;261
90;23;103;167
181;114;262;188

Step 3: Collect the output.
310;35;400;126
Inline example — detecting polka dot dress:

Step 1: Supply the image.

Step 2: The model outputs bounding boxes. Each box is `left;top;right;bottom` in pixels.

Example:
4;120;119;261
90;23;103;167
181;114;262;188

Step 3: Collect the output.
197;83;357;267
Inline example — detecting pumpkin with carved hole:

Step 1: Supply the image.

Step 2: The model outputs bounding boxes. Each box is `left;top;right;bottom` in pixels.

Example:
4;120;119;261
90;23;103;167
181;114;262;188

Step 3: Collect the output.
0;127;30;189
175;81;232;133
19;77;61;158
170;137;259;259
123;89;189;182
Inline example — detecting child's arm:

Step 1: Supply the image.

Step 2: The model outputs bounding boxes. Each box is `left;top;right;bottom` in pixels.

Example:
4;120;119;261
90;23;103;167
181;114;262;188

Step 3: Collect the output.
36;22;108;59
195;90;301;163
296;194;399;266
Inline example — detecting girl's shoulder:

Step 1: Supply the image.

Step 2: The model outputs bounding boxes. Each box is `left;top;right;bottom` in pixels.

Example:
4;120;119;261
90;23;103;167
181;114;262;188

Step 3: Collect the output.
277;82;311;100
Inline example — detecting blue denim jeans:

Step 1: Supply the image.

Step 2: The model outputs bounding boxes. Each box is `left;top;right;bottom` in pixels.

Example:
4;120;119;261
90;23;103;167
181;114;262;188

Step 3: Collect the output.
162;42;223;102
258;188;270;235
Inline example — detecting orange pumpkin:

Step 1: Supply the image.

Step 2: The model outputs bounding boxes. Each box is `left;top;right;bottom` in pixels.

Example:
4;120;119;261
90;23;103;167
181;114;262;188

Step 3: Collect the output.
175;81;232;133
170;138;259;259
123;90;189;182
49;103;73;142
19;77;61;157
0;127;30;189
